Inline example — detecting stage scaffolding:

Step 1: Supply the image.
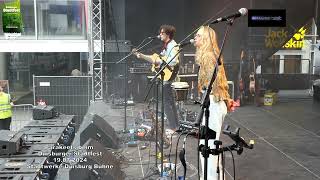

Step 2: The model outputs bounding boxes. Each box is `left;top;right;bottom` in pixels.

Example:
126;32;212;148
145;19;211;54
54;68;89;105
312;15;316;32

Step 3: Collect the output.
88;0;104;100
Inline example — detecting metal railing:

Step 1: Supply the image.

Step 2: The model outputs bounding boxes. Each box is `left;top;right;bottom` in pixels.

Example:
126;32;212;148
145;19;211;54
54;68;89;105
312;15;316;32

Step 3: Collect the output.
33;75;92;130
10;104;34;132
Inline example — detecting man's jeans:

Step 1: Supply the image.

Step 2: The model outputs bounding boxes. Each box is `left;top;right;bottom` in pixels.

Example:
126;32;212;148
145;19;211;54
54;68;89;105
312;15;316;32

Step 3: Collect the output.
163;82;179;129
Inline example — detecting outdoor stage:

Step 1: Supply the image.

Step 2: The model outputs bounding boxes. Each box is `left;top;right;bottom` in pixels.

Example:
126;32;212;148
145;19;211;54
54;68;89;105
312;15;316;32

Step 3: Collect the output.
83;91;320;180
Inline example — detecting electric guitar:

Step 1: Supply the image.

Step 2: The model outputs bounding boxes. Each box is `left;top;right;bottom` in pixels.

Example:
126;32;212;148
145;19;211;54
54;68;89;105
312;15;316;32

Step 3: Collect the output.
238;50;245;102
249;58;256;95
132;48;179;81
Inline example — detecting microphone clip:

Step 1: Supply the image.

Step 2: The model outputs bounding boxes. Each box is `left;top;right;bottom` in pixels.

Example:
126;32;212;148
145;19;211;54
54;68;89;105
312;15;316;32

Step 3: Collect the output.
222;125;254;150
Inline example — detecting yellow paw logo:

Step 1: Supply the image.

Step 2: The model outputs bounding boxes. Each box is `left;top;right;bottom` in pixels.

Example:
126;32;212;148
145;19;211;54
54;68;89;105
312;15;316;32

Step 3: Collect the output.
293;27;306;41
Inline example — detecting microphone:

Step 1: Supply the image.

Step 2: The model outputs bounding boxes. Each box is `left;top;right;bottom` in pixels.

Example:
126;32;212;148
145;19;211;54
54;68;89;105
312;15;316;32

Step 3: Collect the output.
210;8;248;24
147;35;161;39
178;39;195;47
124;41;134;46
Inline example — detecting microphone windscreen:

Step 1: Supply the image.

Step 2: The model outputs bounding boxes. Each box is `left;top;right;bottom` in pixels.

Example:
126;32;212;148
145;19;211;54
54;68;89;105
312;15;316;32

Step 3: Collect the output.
239;8;248;16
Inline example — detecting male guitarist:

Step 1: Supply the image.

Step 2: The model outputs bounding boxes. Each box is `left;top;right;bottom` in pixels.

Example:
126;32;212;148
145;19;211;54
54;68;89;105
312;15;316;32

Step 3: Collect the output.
133;24;180;133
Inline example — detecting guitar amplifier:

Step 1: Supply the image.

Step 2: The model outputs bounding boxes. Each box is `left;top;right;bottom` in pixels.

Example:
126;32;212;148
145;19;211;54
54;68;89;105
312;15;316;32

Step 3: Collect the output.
129;67;151;74
130;60;152;74
0;130;26;156
33;105;57;120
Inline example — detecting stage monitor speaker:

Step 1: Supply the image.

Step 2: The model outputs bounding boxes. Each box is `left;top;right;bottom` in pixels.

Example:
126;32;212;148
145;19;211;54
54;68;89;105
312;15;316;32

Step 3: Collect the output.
68;139;125;180
33;105;57;120
80;114;119;149
0;130;25;156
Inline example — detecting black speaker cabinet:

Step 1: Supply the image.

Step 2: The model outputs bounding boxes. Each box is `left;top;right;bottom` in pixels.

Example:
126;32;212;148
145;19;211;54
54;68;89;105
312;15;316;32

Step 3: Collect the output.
80;114;119;149
0;130;25;156
68;139;125;180
33;105;57;120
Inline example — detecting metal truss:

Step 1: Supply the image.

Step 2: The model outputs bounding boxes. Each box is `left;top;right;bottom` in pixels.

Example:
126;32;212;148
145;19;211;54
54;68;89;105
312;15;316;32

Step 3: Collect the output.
88;0;103;100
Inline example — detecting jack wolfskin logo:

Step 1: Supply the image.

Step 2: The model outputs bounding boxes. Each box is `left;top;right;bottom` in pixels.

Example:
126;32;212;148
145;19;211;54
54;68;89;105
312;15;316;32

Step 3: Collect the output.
265;27;307;49
283;27;306;49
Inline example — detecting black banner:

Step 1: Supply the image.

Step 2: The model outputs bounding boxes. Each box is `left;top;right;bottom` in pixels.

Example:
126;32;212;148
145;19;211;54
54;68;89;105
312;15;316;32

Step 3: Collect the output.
248;9;286;27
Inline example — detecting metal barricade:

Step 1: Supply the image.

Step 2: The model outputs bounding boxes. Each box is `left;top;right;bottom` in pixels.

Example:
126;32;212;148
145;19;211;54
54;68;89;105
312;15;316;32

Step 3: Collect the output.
10;104;34;132
33;76;93;130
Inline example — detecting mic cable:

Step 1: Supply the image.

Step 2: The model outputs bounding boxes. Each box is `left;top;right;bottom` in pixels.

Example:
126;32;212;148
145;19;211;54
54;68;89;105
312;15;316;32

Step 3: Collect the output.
174;132;187;179
226;146;236;180
168;130;180;173
179;132;197;179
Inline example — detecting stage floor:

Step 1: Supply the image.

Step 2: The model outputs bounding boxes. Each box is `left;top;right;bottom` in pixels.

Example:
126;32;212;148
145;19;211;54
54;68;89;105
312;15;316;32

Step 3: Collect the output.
86;93;320;180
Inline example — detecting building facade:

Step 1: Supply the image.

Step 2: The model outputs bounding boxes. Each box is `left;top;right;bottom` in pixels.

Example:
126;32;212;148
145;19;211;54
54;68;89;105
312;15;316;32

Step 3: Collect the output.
0;0;88;92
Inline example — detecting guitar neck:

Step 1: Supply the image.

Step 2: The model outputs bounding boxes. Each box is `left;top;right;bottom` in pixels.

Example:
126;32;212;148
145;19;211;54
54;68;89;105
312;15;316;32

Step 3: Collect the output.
139;54;152;63
139;53;159;64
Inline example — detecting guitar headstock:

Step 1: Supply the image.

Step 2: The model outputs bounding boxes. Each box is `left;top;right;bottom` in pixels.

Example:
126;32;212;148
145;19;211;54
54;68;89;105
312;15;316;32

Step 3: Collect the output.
132;48;140;58
132;48;138;54
240;50;244;60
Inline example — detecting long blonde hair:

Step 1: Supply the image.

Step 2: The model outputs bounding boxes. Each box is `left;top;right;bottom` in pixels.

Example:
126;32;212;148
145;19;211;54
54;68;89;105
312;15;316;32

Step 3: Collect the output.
195;26;223;65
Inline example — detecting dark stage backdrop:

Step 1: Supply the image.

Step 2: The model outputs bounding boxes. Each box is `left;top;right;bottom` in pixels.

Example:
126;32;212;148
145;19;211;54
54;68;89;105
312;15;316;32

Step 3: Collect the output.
125;0;316;63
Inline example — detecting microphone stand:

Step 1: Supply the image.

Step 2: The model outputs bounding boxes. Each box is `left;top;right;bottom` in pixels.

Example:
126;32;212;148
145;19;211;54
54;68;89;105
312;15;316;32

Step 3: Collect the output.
198;125;254;180
195;19;235;180
116;38;154;64
93;61;129;132
108;38;154;132
148;47;183;177
144;45;181;113
142;74;160;169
